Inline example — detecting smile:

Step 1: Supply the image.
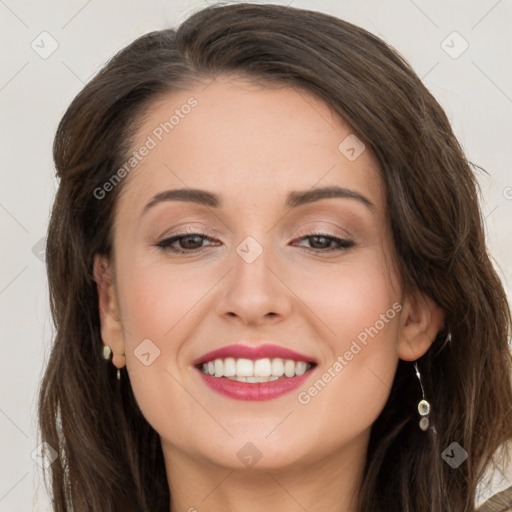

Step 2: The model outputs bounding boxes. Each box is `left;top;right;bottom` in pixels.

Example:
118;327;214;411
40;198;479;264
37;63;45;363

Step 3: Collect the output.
199;357;313;381
193;343;318;401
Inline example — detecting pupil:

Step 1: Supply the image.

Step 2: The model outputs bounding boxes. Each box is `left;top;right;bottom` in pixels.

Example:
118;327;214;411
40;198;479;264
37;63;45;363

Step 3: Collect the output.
182;236;201;249
311;236;329;248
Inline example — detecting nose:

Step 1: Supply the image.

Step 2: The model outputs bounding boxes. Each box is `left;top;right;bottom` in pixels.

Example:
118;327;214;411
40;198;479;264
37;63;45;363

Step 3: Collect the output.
215;240;293;327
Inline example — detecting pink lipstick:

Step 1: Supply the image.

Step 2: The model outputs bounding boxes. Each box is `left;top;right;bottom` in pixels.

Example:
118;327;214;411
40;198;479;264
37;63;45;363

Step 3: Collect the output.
193;343;317;401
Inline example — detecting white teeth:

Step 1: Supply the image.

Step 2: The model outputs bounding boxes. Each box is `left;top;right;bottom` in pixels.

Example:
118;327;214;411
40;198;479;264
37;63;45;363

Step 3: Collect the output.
199;357;312;380
224;357;236;377
271;358;284;377
295;361;308;376
284;359;296;377
214;359;223;378
236;358;254;377
254;358;272;377
226;375;280;383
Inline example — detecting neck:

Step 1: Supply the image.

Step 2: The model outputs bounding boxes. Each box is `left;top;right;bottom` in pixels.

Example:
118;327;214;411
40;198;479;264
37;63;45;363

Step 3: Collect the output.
163;430;369;512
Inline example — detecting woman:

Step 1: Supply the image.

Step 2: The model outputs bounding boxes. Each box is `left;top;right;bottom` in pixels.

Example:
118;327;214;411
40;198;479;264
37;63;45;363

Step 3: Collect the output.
37;3;512;511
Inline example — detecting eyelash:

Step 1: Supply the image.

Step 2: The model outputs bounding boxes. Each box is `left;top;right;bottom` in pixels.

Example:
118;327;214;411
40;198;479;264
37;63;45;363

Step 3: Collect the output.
155;229;355;254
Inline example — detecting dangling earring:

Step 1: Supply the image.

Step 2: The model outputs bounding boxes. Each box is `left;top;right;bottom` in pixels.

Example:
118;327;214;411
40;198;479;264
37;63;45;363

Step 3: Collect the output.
102;345;125;381
103;344;112;360
413;360;431;431
117;352;125;381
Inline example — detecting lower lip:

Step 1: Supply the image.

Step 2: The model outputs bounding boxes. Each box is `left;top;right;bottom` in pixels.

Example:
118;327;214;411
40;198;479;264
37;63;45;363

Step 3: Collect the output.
196;368;315;401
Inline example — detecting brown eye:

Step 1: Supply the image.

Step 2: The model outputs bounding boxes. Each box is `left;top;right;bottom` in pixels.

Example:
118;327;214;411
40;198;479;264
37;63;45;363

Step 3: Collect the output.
156;232;219;253
293;233;354;253
175;235;205;250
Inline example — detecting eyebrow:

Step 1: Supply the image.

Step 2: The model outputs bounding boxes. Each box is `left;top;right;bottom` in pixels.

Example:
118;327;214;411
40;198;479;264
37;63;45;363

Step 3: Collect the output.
141;185;375;215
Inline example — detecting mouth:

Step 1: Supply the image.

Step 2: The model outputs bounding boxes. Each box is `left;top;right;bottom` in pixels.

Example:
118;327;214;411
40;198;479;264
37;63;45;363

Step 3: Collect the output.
196;357;317;382
192;344;318;401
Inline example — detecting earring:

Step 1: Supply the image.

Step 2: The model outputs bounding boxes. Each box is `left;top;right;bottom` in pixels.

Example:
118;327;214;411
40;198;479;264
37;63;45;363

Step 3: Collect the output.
102;344;112;360
102;345;125;381
117;352;126;381
413;360;431;431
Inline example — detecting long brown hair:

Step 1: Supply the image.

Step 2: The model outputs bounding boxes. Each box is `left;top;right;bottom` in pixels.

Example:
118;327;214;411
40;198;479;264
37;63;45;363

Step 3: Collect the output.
38;3;512;511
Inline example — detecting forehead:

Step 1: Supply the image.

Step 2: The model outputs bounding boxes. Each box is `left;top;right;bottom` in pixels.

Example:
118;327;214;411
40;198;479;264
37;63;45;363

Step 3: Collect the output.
117;76;384;216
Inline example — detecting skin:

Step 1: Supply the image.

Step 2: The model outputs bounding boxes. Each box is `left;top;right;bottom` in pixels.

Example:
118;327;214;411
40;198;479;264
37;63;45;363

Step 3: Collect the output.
94;75;444;512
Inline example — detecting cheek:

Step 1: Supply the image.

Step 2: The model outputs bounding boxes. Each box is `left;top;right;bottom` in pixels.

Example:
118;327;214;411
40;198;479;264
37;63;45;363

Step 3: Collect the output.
292;259;400;430
299;254;399;350
114;258;224;430
117;259;214;342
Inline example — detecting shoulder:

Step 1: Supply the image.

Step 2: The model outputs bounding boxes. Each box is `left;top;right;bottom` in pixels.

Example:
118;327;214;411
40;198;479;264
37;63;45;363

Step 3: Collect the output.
477;485;512;512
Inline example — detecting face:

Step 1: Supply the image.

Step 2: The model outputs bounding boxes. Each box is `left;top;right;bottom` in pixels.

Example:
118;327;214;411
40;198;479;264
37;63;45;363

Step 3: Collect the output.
95;75;442;474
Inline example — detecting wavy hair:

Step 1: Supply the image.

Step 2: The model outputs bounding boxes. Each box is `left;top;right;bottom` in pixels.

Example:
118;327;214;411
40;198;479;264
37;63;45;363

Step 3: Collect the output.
38;3;512;511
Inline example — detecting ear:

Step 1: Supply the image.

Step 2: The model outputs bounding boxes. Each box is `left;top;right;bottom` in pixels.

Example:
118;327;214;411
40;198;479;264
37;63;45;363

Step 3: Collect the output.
397;290;445;361
93;254;126;369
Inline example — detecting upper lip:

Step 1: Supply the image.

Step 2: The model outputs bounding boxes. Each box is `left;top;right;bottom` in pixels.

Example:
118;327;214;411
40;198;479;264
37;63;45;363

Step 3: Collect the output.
192;343;318;366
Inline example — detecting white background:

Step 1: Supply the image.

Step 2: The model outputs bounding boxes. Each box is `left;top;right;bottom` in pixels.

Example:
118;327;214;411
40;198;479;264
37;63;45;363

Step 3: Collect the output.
0;0;511;510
